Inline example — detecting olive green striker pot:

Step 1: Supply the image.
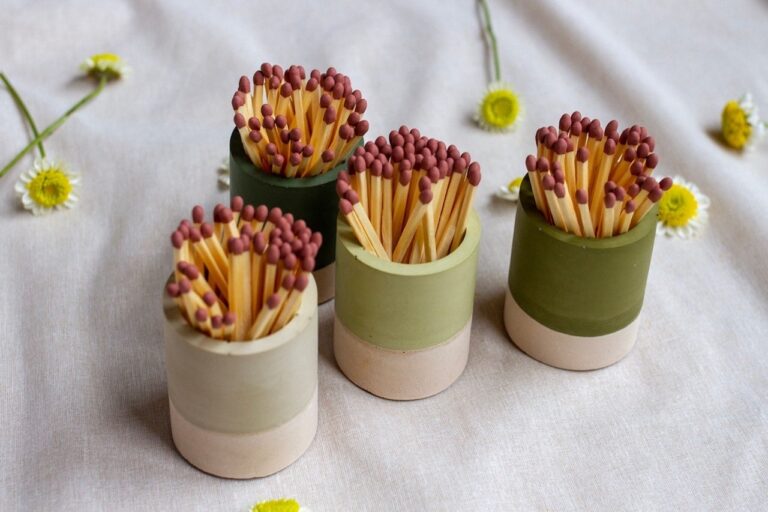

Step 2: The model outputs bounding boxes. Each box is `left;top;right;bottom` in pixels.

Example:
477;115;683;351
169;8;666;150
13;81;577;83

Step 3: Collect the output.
504;177;658;370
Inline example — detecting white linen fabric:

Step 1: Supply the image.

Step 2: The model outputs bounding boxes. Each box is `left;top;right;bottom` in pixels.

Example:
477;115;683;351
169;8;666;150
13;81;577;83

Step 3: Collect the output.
1;0;767;510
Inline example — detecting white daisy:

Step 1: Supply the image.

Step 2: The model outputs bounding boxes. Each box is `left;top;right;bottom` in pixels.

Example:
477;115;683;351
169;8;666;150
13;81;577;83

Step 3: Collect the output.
495;176;523;202
475;81;523;132
14;158;80;215
218;157;230;188
721;93;766;151
656;176;709;239
80;53;129;81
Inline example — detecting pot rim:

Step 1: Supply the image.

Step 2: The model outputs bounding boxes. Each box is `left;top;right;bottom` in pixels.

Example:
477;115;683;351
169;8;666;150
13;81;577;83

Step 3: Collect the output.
337;209;481;277
229;128;360;190
162;272;317;356
518;175;657;249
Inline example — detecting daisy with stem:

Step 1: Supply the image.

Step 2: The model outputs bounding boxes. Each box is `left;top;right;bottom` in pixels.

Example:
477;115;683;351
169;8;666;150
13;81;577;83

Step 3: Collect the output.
475;0;522;132
1;53;127;214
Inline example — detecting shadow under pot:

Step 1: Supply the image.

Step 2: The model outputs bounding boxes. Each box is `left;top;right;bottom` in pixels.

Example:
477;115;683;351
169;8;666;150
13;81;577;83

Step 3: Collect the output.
163;274;319;479
504;176;658;371
229;128;361;303
333;210;481;400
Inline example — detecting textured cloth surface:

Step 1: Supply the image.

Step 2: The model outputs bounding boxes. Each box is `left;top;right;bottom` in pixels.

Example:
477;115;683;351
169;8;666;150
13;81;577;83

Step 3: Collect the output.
1;1;767;510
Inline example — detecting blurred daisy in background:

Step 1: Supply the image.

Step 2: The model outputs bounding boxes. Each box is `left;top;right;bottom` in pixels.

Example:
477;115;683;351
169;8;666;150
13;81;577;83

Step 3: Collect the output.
496;175;523;201
81;53;129;81
721;93;765;150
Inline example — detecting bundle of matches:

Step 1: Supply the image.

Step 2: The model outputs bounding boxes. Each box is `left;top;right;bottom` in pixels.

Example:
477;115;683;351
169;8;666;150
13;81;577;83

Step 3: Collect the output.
526;112;672;238
336;126;481;263
232;63;370;178
166;196;320;341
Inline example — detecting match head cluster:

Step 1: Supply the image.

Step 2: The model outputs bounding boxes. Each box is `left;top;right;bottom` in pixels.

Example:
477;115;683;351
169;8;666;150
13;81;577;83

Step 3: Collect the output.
232;63;369;179
336;125;481;264
167;195;320;342
526;112;671;238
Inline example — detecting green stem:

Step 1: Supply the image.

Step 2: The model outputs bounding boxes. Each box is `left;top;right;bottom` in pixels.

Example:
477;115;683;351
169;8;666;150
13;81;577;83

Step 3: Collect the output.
0;76;106;179
0;72;45;158
478;0;501;83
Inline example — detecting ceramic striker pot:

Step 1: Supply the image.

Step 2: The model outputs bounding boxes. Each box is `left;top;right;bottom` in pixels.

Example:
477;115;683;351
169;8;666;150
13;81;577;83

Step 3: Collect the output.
504;177;657;370
333;210;481;400
163;274;319;478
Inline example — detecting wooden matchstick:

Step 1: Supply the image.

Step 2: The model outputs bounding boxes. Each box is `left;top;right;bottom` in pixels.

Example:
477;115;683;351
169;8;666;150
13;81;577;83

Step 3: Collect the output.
555;182;582;236
381;162;394;257
227;237;251;341
271;272;310;333
449;163;481;252
575;189;595;238
393;188;432;262
542;174;567;232
600;193;616;238
618;200;636;234
344;189;388;260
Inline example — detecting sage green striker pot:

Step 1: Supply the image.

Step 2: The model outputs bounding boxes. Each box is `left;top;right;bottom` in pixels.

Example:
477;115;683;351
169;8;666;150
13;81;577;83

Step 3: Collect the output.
333;210;481;400
504;177;658;370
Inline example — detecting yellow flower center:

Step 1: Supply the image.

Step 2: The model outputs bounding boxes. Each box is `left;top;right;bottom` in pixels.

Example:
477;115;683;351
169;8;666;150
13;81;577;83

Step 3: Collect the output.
85;53;124;80
507;176;523;191
27;168;73;207
481;89;520;129
657;184;697;227
91;53;121;64
721;100;752;149
252;499;300;512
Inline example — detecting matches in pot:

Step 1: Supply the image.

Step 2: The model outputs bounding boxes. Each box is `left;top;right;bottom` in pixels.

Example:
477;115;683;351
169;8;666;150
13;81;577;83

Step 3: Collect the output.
167;196;320;341
526;113;672;237
232;63;370;178
336;126;481;263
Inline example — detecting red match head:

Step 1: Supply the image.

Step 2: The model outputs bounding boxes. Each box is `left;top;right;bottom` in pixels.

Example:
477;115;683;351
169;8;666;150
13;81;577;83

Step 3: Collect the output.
295;273;310;292
266;293;281;310
178;277;191;294
238;75;250;94
525;155;537;172
171;230;184;249
203;291;217;307
227;237;244;255
268;207;283;224
267;245;280;264
166;282;180;298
